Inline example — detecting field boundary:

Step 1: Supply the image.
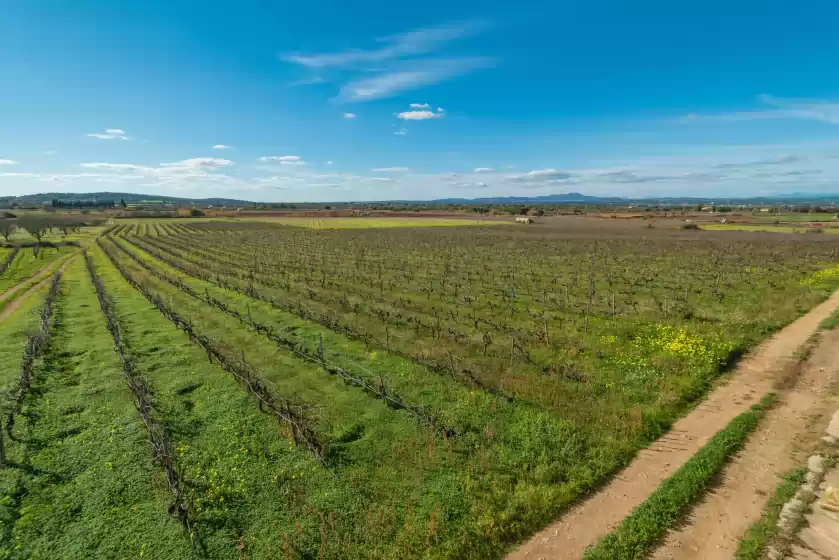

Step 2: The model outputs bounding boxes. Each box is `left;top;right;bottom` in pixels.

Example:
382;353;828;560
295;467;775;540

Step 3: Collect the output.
584;393;774;559
507;285;839;560
0;254;79;323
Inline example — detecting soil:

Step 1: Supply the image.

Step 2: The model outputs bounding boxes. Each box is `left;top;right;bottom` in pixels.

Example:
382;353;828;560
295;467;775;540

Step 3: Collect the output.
506;287;839;560
650;327;839;559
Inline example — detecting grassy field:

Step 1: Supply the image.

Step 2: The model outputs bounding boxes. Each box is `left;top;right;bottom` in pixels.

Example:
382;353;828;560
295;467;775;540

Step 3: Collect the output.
1;219;838;558
0;245;78;294
702;224;839;234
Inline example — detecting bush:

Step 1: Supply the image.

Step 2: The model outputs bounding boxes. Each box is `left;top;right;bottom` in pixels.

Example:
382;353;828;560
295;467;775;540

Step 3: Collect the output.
681;223;701;230
189;208;206;217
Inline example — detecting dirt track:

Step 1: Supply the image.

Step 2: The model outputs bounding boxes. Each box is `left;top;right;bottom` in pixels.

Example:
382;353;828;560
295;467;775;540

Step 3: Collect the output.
650;327;839;559
507;287;839;560
0;253;78;323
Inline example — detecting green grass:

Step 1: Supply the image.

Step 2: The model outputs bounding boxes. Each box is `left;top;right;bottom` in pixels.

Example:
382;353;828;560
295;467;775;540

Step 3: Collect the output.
583;393;775;560
0;258;190;559
702;224;839;234
735;467;808;560
819;308;839;330
0;279;52;389
752;213;839;223
0;245;77;294
96;237;638;559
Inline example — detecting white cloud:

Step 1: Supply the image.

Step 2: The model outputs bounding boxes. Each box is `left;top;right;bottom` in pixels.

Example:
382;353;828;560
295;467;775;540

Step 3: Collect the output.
513;169;576;182
410;103;430;109
473;167;493;173
43;151;57;156
397;109;444;120
280;20;489;68
213;144;231;150
437;106;444;113
683;94;839;125
394;128;408;136
81;162;148;171
327;161;333;165
0;172;35;178
289;75;327;87
161;158;234;170
343;113;357;119
364;177;393;182
87;128;131;140
0;159;18;165
339;58;492;102
371;167;409;172
259;155;307;165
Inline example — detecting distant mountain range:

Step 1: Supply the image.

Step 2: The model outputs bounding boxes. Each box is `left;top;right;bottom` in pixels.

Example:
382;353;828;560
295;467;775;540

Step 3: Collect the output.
1;191;838;206
0;192;251;206
429;191;839;205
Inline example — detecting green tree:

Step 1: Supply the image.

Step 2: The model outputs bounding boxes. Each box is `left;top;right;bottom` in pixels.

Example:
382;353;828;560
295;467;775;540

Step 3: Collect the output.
0;220;16;242
17;216;50;242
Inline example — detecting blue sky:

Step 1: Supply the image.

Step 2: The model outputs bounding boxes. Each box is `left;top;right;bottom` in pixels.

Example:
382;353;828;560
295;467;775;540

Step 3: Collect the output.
1;0;839;202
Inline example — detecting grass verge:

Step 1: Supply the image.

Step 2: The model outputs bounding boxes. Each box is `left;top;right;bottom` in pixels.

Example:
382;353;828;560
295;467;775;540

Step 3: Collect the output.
819;308;839;330
734;467;808;560
583;393;776;560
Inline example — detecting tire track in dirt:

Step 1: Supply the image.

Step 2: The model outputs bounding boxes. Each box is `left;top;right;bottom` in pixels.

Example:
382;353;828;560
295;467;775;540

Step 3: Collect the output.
0;254;78;323
507;288;839;560
649;327;839;560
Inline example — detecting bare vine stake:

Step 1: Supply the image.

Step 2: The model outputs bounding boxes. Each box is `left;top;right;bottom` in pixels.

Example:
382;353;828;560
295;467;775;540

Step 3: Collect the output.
0;420;5;466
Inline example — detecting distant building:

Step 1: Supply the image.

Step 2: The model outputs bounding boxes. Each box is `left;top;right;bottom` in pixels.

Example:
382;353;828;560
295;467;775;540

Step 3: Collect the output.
516;216;534;224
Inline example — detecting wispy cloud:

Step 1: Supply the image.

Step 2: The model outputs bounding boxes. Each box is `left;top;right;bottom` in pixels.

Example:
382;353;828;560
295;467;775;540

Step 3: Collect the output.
371;167;409;172
394;128;408;136
289;75;327;87
683;94;839;125
712;154;802;169
397;108;445;120
281;21;494;102
473;167;493;173
343;113;357;119
0;159;18;165
513;169;576;182
161;158;234;170
339;58;493;102
281;20;489;69
259;155;307;165
213;144;231;150
87;128;131;140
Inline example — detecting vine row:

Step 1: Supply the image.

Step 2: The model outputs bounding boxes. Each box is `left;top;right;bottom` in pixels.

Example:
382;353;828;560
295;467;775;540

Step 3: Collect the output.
94;239;332;469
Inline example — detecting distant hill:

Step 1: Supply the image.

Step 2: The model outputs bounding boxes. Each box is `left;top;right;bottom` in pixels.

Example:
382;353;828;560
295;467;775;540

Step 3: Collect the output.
431;192;625;204
1;190;838;207
0;192;251;206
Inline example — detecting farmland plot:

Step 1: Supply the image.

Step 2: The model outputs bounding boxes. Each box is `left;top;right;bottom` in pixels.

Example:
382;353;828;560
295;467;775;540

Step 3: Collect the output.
2;220;839;559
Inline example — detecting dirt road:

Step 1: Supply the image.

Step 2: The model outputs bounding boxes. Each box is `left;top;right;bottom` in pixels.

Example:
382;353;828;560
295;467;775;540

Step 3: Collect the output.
0;250;78;304
507;288;839;560
0;254;78;323
650;327;839;559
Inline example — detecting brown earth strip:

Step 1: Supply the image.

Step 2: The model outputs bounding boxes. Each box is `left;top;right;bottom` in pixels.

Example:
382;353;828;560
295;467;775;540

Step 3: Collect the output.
649;327;839;559
507;288;839;560
0;254;78;323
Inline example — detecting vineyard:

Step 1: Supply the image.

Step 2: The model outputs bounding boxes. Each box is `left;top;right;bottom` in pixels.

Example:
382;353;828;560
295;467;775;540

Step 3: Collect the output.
2;219;839;559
